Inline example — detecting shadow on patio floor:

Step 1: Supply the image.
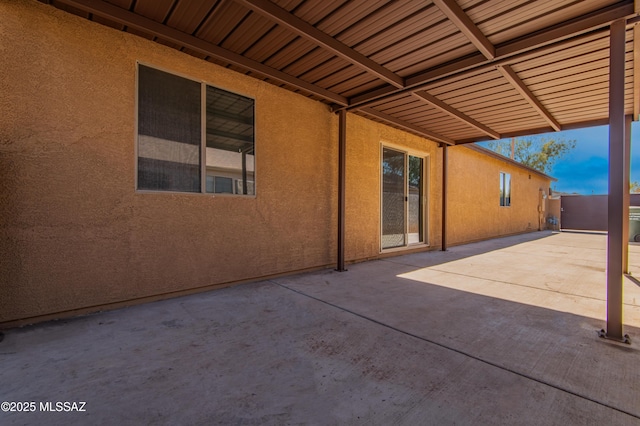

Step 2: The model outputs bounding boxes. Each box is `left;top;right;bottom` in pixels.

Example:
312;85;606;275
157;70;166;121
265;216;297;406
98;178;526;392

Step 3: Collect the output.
1;231;639;425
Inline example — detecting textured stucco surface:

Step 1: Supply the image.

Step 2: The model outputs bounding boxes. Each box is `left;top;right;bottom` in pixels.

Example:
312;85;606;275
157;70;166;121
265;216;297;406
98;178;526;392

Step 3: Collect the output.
447;146;551;244
0;0;340;325
1;0;550;325
344;114;442;261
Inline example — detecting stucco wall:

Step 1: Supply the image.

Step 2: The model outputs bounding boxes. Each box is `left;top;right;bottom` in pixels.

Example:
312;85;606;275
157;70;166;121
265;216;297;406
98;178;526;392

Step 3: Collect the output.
344;114;443;260
447;146;551;245
1;1;551;326
0;0;340;325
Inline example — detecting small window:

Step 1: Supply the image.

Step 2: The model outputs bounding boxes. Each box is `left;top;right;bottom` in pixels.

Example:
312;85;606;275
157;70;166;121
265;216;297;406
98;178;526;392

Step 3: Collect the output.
500;172;511;207
137;64;255;195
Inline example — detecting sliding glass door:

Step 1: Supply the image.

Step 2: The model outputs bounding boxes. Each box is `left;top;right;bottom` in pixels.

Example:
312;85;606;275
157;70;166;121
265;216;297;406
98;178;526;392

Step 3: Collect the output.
381;147;425;250
382;148;406;249
407;155;424;244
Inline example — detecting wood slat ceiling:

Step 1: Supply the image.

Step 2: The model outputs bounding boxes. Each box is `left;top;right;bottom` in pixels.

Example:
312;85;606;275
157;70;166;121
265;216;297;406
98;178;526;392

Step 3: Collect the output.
40;0;640;145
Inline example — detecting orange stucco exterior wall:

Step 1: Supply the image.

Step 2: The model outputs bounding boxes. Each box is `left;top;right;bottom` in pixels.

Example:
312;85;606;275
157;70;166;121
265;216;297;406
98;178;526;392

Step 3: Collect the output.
1;0;340;325
0;0;551;326
344;114;443;260
447;146;551;244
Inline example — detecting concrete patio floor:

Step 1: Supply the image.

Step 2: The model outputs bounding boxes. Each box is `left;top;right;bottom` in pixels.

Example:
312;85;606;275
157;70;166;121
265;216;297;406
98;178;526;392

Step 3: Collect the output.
1;231;640;425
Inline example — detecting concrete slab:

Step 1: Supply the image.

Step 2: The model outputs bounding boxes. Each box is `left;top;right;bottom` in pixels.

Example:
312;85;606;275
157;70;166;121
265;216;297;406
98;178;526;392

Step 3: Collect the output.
1;231;639;425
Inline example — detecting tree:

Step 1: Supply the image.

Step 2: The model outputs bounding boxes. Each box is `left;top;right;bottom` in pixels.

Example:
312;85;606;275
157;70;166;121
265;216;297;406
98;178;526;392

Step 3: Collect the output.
631;181;640;194
486;136;576;174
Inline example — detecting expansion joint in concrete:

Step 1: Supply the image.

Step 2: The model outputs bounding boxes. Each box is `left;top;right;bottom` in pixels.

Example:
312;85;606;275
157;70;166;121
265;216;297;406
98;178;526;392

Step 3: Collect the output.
270;279;640;421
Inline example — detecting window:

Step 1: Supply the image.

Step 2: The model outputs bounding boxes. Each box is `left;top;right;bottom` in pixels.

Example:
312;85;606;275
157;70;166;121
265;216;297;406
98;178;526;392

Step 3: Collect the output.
500;172;511;207
137;64;255;195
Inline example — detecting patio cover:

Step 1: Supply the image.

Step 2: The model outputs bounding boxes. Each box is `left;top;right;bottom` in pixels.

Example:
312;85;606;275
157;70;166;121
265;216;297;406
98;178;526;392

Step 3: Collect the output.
38;0;638;340
39;0;639;144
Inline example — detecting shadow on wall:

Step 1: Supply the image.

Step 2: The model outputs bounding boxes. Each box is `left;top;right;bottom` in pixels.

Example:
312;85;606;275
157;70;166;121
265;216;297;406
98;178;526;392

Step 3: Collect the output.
1;251;639;423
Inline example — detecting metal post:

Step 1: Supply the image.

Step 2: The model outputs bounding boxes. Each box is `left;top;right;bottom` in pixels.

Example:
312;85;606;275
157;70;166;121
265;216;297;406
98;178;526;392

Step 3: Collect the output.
441;144;448;251
601;19;630;343
337;110;347;271
623;115;631;274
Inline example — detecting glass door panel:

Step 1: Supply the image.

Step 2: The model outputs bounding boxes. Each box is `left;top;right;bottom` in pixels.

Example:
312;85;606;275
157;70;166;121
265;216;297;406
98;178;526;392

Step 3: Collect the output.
408;155;423;244
382;148;406;249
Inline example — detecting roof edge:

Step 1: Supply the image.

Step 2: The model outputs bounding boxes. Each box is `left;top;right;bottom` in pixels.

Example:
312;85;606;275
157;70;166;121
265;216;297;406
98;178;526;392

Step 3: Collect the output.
465;144;558;182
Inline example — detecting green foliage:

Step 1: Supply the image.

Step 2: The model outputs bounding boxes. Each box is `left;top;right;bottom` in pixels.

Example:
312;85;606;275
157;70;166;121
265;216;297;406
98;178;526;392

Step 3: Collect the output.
486;136;576;174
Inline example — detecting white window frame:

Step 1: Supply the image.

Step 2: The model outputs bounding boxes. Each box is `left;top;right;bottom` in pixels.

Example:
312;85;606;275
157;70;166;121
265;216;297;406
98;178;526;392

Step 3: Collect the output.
379;143;430;252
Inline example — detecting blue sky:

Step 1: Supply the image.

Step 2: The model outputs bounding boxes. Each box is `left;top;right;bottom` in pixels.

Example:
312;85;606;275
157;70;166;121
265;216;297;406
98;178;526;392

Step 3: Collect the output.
478;123;640;195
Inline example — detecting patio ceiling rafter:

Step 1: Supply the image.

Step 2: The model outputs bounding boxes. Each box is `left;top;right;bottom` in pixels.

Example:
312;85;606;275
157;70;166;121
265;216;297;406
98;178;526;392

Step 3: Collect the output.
411;91;500;139
343;2;636;111
41;0;639;145
232;0;405;89
431;0;495;60
360;108;454;146
52;0;349;106
496;64;562;132
453;118;613;145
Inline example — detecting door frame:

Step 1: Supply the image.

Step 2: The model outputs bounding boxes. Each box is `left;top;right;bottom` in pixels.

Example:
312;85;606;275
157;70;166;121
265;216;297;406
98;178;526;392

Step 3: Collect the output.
379;143;429;252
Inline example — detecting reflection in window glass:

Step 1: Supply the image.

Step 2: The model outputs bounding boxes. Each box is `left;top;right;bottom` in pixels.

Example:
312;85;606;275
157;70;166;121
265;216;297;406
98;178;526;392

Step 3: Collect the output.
137;65;255;196
214;176;233;194
137;65;201;192
206;86;255;195
381;148;405;249
408;156;423;244
381;149;425;249
500;172;511;207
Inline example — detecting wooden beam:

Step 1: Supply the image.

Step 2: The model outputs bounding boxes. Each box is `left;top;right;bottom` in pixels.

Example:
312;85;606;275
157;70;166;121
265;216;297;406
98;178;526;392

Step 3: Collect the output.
233;0;404;89
54;0;349;106
412;91;500;139
360;108;454;145
496;64;561;132
431;0;495;60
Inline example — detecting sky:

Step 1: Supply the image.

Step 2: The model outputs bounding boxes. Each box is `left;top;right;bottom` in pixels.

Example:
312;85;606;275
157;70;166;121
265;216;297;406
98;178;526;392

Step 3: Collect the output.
478;122;640;195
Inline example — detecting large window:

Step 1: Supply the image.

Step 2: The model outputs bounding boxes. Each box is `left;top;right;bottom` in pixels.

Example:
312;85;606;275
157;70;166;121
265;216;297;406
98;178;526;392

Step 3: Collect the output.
137;64;255;195
500;172;511;207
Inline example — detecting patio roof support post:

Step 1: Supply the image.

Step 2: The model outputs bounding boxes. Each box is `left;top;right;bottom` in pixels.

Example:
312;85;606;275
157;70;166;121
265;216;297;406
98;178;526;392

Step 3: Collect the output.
337;110;347;272
442;144;448;251
624;114;632;274
602;18;630;343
